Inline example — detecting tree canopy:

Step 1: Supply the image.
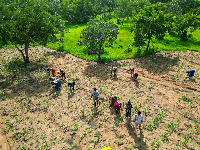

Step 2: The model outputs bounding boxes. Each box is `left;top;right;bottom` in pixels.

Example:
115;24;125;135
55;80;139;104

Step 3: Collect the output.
132;2;172;51
0;0;64;63
82;20;119;60
60;0;95;24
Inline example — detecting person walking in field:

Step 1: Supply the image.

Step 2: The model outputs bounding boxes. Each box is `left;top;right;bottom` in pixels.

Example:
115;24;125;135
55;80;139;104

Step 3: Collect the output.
68;81;75;91
130;68;134;78
131;110;144;134
124;99;133;118
58;69;66;80
91;88;99;107
47;68;56;76
133;71;138;80
186;69;195;79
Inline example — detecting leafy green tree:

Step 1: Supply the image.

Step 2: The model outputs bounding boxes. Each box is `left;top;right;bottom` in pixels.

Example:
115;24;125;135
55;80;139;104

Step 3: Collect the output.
132;2;172;51
0;0;64;63
47;0;62;15
172;13;200;40
61;0;95;24
82;20;119;60
115;0;133;24
167;0;200;15
91;0;117;15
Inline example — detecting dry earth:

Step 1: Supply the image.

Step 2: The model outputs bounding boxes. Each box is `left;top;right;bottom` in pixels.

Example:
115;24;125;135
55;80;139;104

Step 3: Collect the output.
0;47;199;150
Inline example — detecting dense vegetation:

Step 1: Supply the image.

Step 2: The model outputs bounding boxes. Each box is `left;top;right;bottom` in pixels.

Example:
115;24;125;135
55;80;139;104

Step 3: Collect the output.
0;0;200;62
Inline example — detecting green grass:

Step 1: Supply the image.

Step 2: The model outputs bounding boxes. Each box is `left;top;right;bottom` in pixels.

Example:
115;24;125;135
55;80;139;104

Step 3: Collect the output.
46;19;200;62
2;17;200;61
47;21;135;61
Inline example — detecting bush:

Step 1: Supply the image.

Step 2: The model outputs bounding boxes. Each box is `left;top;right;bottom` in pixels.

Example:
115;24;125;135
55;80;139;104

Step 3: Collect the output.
57;45;65;52
124;44;132;53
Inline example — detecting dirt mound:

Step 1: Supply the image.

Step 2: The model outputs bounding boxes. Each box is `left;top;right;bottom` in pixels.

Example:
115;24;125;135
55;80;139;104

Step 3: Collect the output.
0;47;199;149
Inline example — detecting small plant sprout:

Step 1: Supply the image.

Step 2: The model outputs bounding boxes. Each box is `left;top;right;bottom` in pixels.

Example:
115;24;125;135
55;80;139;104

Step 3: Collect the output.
167;123;175;133
81;108;85;117
161;133;169;142
176;117;180;125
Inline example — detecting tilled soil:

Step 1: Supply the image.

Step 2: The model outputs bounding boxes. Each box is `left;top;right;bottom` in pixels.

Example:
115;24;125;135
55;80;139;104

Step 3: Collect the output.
0;47;199;150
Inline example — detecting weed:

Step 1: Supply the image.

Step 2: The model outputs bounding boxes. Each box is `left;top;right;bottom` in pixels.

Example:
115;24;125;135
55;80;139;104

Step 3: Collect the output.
161;133;169;142
81;108;85;117
81;130;88;139
151;140;161;148
176;117;180;125
146;123;153;131
167;123;175;133
182;135;191;146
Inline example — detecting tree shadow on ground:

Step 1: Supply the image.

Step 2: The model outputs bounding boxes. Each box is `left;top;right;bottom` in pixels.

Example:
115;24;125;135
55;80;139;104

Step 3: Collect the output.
134;52;180;75
45;50;66;58
126;119;147;149
49;88;61;99
82;61;121;81
0;58;52;100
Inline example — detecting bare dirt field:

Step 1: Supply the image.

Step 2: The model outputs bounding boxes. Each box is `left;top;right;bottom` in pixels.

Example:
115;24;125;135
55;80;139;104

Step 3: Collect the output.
0;47;199;150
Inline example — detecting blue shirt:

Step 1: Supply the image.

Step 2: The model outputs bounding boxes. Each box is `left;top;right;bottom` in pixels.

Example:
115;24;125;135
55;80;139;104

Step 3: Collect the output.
92;91;98;98
189;69;195;77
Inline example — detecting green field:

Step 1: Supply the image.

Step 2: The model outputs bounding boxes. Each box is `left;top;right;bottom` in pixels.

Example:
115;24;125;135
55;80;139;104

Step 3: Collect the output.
46;19;200;62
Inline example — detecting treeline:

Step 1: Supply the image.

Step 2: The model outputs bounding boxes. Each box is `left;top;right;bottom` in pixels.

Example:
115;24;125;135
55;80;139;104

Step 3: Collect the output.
0;0;200;62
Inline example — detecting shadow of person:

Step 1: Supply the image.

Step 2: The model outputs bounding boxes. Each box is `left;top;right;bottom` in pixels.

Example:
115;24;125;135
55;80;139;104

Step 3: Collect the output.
125;120;147;150
92;106;99;117
49;87;56;96
68;90;75;100
111;75;118;81
49;88;61;99
138;128;147;150
134;79;139;88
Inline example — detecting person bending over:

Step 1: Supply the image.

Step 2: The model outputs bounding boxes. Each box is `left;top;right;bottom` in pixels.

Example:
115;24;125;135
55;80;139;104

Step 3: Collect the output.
186;69;195;79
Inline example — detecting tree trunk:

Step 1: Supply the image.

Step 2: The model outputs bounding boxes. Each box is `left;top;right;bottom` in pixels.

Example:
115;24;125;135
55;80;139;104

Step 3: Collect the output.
146;36;152;51
25;41;30;63
98;54;101;60
8;38;26;62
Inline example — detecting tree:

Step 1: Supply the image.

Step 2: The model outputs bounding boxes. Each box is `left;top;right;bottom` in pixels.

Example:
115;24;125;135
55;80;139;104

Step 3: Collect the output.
132;2;172;51
115;0;133;24
82;20;119;60
0;0;64;63
172;13;200;40
91;0;117;15
167;0;200;15
61;0;95;24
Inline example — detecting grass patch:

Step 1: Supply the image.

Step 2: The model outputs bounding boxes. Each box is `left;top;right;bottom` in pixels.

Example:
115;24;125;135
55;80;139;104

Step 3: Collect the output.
46;19;200;62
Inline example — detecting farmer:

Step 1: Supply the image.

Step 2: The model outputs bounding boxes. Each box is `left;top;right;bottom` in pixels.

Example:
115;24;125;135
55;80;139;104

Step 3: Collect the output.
110;66;117;77
58;69;66;80
133;71;138;80
49;77;61;90
124;99;133;118
47;68;56;76
113;101;122;114
186;69;195;79
109;96;117;108
91;88;99;107
68;81;75;91
55;79;61;90
131;110;144;134
130;68;134;78
113;67;117;76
